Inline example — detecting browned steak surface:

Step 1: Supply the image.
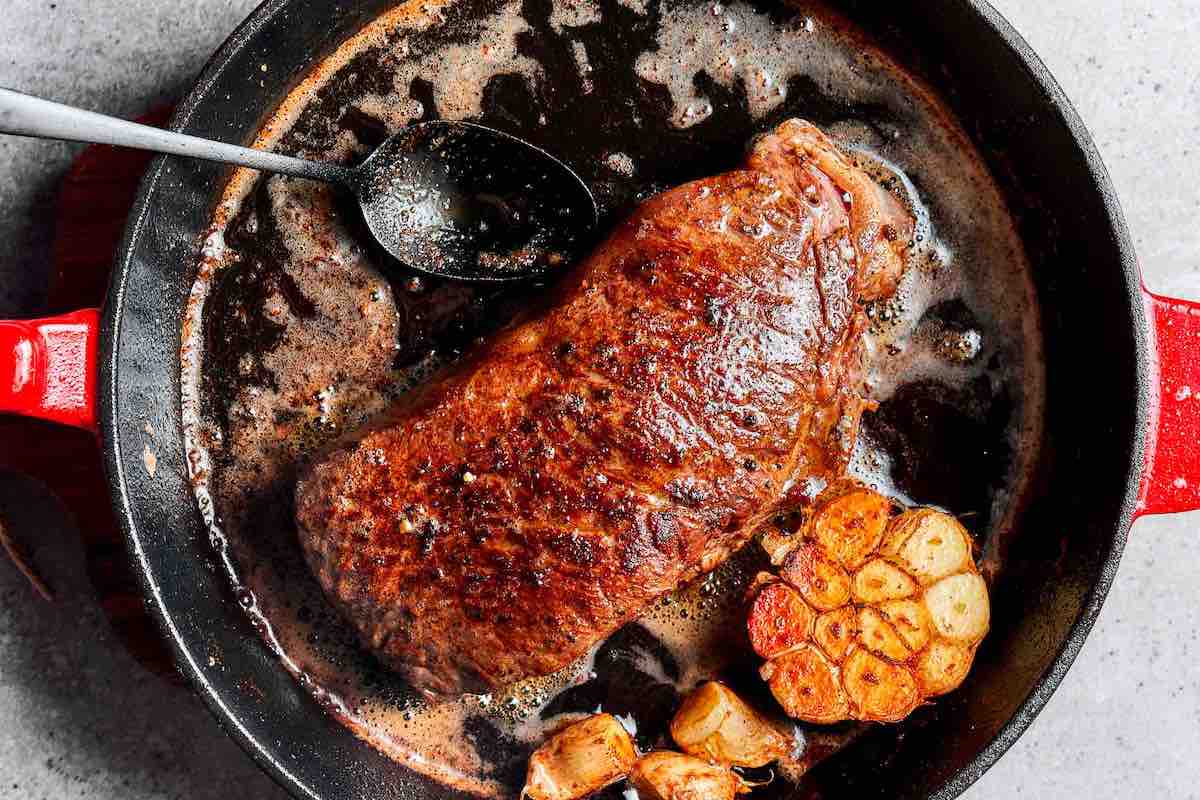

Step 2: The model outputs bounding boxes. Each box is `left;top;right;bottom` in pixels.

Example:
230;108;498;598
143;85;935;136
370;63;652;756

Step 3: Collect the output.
294;120;912;695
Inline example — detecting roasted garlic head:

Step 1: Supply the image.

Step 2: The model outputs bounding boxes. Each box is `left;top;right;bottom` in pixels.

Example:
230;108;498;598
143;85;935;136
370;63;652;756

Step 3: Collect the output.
749;485;989;724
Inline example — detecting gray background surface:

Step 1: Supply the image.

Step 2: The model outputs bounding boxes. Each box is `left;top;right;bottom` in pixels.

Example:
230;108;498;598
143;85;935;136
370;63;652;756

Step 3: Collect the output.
1;1;1197;797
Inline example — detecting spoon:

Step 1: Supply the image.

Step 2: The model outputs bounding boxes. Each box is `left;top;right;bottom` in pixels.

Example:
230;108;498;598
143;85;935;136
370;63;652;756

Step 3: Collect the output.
0;87;598;282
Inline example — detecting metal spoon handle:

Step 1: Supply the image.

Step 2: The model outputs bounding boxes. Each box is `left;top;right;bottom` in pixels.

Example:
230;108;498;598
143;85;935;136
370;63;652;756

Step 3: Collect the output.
0;87;354;184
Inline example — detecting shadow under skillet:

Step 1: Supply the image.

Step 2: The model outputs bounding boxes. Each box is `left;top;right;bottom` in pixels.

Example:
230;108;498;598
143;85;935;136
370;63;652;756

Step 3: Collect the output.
0;473;288;800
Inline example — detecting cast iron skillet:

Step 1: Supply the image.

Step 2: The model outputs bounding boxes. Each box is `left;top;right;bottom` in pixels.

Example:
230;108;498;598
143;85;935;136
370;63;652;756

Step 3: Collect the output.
1;0;1198;798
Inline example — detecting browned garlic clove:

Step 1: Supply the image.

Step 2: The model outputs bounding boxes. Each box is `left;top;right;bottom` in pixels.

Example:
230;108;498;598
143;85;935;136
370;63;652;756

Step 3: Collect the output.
748;579;815;660
761;644;850;724
628;752;747;800
522;713;637;800
669;681;791;768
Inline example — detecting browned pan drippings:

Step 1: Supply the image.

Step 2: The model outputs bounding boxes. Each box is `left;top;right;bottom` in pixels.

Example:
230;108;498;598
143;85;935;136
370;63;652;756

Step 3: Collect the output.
179;0;1044;796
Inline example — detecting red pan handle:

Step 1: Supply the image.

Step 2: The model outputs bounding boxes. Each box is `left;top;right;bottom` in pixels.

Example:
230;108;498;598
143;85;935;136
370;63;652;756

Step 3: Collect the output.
0;308;100;433
1138;288;1200;517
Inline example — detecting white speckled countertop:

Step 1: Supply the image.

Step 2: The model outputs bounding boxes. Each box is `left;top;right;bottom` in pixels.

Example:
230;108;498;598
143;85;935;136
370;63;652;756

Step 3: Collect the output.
0;1;1197;797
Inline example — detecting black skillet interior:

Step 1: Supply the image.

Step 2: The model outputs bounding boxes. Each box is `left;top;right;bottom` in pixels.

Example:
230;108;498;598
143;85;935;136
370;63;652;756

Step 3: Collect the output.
100;0;1145;798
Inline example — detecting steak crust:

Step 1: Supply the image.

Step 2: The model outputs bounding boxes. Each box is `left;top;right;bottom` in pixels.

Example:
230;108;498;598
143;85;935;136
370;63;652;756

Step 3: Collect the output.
295;120;912;695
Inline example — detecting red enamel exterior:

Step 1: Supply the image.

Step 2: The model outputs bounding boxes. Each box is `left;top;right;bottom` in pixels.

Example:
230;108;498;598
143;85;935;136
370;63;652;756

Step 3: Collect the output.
0;308;100;433
1138;288;1200;517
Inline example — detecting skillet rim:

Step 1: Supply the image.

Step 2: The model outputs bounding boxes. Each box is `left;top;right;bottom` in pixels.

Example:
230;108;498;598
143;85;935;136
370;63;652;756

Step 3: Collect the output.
101;3;331;797
96;0;1148;797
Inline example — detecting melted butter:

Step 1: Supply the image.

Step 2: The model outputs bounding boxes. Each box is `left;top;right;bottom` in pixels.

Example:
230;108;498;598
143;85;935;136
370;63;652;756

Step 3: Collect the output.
376;0;540;125
548;0;602;32
636;2;832;127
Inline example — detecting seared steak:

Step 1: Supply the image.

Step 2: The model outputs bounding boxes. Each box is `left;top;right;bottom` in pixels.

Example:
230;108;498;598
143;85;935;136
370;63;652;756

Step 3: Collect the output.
294;120;912;695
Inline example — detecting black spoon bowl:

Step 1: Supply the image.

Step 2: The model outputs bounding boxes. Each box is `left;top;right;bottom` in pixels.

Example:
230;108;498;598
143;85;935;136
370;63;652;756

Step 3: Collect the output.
354;122;598;281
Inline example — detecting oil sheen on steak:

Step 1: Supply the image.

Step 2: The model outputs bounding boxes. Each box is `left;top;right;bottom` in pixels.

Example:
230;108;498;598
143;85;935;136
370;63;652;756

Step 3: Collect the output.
294;120;912;696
